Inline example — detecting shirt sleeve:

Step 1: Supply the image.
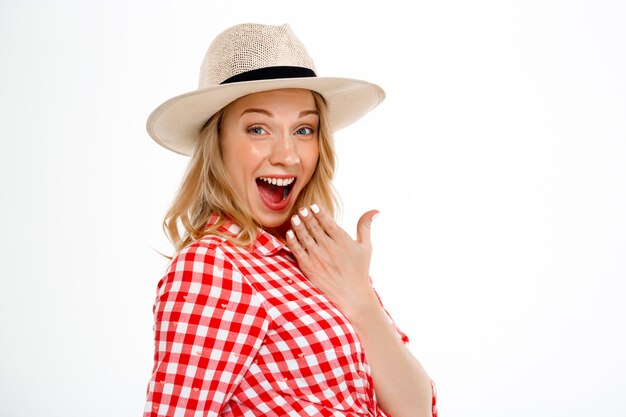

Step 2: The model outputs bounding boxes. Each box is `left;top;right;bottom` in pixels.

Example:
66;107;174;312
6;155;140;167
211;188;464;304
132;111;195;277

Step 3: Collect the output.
144;242;271;417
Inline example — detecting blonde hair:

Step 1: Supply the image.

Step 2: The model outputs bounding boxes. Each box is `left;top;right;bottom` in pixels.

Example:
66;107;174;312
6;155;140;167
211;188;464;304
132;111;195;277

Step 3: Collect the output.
163;91;338;252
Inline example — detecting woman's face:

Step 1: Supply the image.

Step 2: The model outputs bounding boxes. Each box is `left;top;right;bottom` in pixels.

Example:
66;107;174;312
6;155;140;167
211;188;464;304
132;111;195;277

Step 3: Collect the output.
220;88;320;230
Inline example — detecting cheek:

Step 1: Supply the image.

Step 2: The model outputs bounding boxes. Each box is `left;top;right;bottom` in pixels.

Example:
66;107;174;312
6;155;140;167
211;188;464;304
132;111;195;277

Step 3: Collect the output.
219;135;237;171
221;137;265;182
298;142;320;171
301;142;320;177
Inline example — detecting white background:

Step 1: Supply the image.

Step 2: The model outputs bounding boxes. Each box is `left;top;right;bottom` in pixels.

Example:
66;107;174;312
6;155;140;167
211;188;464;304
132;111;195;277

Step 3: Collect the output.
1;1;625;416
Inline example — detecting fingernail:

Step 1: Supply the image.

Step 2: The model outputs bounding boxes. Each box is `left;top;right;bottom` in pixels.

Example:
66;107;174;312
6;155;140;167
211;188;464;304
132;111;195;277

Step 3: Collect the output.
292;215;301;226
299;207;309;217
287;230;295;240
310;204;320;214
372;212;380;222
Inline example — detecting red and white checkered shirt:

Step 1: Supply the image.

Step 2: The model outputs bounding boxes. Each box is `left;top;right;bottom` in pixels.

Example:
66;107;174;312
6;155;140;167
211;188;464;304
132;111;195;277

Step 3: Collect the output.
144;216;437;417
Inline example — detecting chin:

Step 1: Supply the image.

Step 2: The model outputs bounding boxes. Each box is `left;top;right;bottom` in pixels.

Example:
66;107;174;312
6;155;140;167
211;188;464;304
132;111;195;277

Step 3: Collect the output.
258;215;290;229
251;206;289;227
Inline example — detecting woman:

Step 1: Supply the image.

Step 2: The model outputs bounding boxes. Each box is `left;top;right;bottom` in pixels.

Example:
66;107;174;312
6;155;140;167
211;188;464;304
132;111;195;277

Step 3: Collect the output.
144;23;437;417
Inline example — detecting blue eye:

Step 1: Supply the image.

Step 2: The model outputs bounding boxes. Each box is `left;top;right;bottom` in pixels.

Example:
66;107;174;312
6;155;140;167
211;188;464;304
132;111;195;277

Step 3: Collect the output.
248;126;267;135
295;127;313;135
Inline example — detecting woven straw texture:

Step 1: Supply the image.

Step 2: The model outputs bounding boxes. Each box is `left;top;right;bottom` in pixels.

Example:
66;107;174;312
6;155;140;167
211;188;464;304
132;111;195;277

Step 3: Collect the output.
199;24;316;87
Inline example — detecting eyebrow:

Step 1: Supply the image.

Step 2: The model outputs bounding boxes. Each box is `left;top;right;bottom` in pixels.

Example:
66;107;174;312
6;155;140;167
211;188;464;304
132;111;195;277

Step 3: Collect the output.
240;108;319;118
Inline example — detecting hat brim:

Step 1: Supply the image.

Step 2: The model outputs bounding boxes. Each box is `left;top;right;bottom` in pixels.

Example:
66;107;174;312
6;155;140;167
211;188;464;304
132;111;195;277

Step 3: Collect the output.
146;77;385;155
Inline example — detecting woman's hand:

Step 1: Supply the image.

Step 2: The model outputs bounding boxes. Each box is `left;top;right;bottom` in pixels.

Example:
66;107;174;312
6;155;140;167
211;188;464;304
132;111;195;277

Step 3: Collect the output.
287;204;436;417
285;204;379;317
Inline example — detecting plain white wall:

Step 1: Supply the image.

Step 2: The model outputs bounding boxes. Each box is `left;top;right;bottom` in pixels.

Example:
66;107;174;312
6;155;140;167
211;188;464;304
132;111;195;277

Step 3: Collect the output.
1;0;625;416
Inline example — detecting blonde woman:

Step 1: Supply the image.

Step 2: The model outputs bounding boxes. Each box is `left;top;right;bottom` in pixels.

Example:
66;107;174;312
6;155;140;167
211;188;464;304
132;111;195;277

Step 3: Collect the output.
144;23;437;417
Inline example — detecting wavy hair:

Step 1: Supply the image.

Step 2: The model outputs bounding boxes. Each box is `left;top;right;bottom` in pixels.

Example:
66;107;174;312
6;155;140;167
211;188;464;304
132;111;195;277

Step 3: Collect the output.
163;91;338;252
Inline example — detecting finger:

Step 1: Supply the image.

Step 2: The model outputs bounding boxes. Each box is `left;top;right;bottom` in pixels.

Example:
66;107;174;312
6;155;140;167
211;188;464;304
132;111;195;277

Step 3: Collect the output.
298;206;331;246
286;229;308;259
356;210;379;246
310;203;345;241
291;214;317;252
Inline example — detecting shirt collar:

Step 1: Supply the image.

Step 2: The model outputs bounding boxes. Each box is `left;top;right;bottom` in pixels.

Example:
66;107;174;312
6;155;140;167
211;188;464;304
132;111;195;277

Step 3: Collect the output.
207;213;290;257
253;228;288;257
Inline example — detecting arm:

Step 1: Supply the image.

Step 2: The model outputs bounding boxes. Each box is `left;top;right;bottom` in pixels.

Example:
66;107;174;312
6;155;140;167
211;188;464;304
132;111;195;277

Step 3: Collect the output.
286;205;435;417
346;289;435;417
145;242;270;417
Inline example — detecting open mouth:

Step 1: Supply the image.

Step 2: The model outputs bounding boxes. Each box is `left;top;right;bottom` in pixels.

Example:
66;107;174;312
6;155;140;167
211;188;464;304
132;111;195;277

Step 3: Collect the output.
256;176;296;209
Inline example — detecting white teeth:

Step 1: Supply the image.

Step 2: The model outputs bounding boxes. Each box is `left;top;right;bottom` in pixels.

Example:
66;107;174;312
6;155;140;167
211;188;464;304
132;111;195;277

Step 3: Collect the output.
259;177;295;186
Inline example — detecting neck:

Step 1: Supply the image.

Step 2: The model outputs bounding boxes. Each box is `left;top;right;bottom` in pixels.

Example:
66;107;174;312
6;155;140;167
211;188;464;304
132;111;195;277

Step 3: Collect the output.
263;220;291;244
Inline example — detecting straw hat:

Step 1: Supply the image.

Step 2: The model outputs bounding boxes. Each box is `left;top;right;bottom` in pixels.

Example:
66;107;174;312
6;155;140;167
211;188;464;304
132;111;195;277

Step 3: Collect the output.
146;23;385;155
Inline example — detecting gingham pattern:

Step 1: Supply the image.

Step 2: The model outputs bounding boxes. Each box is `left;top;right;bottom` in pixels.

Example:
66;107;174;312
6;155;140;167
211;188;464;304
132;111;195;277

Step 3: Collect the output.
145;217;437;416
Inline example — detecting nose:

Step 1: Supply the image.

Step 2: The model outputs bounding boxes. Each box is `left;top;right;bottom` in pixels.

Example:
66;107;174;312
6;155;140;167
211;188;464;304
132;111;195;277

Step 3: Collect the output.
269;133;300;166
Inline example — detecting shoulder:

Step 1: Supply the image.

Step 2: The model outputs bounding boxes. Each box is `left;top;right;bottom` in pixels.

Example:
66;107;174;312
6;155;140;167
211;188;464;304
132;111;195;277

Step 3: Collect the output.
170;233;247;267
152;235;272;339
159;234;251;293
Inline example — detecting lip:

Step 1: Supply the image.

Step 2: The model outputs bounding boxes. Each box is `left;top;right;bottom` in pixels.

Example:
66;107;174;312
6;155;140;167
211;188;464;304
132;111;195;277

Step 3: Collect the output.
256;175;297;211
258;174;296;179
